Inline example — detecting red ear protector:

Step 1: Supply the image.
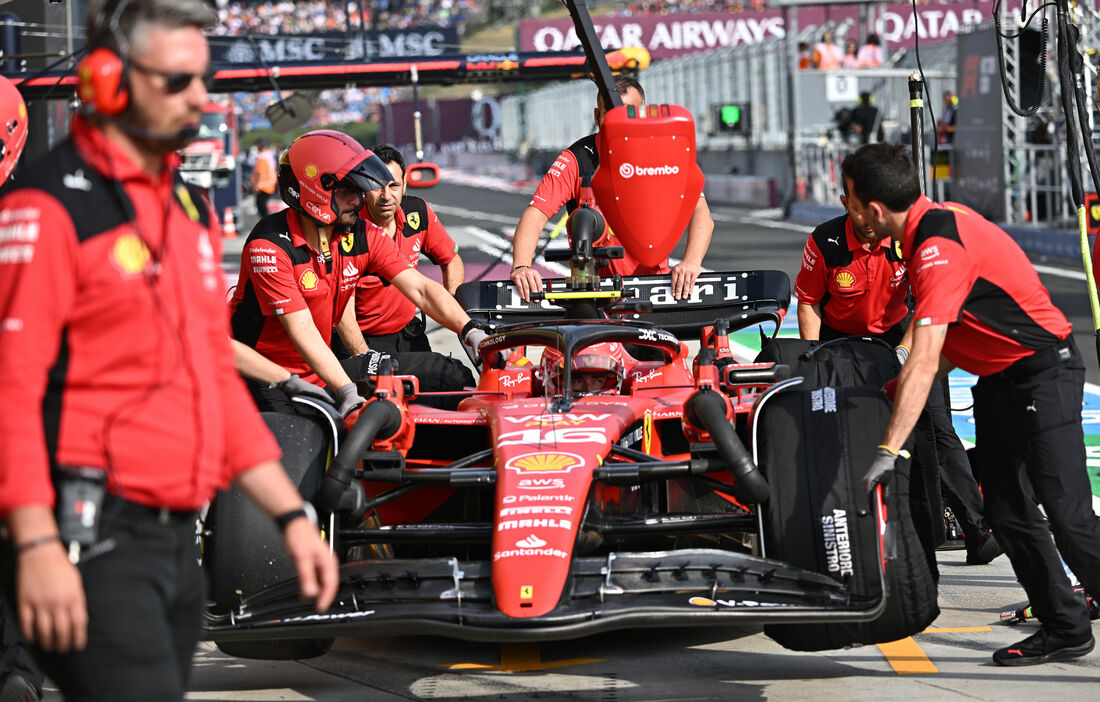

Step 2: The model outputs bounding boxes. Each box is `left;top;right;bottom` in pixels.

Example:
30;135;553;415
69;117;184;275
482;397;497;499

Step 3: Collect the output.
77;47;129;116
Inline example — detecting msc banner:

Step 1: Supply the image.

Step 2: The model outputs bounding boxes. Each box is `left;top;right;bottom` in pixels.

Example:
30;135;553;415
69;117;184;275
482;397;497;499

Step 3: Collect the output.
519;2;1022;59
208;26;460;65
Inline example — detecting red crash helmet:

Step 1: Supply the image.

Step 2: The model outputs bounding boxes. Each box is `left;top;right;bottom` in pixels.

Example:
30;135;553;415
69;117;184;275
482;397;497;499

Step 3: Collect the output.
277;130;392;225
0;77;28;182
544;352;625;396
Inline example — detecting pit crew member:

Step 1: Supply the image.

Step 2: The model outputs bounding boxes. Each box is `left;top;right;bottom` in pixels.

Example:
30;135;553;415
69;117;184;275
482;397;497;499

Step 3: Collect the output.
796;184;1000;567
229;130;484;415
845;143;1100;666
509;75;713;302
351;144;464;354
0;2;337;699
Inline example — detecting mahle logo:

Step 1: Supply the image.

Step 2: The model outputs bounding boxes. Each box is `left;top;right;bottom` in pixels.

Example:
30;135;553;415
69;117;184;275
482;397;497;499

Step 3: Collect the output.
618;162;679;179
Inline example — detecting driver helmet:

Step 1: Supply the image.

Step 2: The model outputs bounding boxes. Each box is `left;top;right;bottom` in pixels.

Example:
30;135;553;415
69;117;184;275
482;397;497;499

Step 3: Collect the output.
544;351;625;397
0;77;28;182
277;130;392;225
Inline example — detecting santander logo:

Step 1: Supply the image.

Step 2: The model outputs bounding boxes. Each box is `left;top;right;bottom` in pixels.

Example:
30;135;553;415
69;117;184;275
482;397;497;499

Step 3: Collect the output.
516;534;547;548
618;162;680;179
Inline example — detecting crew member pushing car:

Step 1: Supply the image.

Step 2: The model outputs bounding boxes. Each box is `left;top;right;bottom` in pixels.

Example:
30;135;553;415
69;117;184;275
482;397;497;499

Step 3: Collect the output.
230;130;485;416
509;75;713;302
796;183;1001;567
0;2;337;699
846;143;1100;666
351;144;464;354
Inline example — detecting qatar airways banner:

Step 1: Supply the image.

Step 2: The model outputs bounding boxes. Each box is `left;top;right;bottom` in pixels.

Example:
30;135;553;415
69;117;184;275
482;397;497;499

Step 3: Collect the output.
520;2;1022;59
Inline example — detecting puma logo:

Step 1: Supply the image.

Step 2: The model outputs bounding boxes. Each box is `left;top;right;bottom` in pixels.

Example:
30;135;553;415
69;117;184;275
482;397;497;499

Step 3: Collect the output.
1008;648;1023;656
279;232;291;243
827;237;840;246
1026;402;1037;412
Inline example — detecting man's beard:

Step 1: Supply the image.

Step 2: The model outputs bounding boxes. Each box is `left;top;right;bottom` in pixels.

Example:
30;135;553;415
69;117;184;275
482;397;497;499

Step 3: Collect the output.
118;103;198;153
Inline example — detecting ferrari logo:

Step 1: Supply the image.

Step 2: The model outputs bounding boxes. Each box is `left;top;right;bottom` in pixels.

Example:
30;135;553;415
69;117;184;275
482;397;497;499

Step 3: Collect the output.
520;586;533;599
406;211;421;230
111;233;151;276
894;240;904;260
341;233;354;253
834;271;856;289
299;269;318;290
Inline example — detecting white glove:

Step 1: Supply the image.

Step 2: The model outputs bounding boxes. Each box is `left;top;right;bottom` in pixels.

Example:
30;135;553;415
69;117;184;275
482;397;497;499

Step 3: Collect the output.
895;345;910;366
334;383;367;418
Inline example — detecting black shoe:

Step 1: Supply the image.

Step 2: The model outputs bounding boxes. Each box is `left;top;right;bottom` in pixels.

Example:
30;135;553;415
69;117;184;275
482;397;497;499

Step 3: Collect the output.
966;531;1004;565
0;674;41;702
992;628;1095;666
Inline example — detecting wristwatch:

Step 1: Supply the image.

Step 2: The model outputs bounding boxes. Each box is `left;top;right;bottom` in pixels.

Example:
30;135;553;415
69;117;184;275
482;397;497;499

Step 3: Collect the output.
274;502;318;532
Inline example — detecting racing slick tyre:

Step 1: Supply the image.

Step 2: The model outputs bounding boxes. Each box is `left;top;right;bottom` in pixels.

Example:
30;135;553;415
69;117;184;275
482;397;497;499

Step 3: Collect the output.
756;385;939;651
205;412;334;660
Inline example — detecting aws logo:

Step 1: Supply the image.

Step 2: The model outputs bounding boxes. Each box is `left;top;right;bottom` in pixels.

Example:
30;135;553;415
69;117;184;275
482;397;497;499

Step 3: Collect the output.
834;270;856;289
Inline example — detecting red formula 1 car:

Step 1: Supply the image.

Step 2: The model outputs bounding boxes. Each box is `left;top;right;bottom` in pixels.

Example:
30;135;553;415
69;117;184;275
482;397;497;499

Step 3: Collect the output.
202;217;936;659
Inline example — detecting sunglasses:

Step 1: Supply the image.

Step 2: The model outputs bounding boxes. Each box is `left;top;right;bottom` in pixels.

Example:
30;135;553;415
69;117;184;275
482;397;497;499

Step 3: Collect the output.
129;59;216;94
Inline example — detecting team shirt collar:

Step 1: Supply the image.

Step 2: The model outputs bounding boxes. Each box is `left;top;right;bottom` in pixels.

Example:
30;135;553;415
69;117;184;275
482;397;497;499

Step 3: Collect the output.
71;112;181;186
900;194;937;259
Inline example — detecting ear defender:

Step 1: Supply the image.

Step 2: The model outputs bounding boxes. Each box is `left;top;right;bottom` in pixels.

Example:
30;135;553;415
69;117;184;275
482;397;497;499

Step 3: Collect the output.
77;48;129;116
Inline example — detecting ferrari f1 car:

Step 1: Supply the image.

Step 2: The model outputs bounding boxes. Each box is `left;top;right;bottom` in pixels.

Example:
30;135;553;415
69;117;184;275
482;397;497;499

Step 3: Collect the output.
202;208;937;660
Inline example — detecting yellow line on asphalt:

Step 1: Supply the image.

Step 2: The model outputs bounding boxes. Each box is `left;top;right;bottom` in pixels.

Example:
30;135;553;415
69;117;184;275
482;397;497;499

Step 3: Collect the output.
877;637;939;675
444;643;603;672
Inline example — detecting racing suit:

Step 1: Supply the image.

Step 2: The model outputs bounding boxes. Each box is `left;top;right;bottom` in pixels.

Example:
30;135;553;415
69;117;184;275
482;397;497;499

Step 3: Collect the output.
796;213;991;559
0;115;280;698
352;195;458;354
903;196;1100;637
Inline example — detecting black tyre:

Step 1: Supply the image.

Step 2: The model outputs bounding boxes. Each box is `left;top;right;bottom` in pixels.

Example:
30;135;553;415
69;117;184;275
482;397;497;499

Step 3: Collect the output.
206;412;334;660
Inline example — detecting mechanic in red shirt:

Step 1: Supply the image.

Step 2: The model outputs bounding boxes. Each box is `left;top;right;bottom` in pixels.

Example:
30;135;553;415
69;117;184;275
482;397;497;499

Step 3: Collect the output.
509;75;714;302
230;131;484;415
796;190;1000;567
353;144;464;354
845;143;1100;666
0;2;336;698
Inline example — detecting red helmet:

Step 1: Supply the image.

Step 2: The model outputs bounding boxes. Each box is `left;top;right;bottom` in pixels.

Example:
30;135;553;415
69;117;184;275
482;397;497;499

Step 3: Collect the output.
0;77;28;182
544;350;624;397
277;130;392;225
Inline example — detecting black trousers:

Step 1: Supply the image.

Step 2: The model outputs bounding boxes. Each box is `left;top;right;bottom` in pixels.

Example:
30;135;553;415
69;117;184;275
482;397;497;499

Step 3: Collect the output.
254;191;270;218
972;337;1100;637
331;316;430;358
924;377;988;540
0;589;44;696
15;497;204;702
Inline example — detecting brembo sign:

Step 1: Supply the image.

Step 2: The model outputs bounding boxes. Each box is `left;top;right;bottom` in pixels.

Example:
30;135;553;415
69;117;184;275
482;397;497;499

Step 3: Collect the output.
519;3;1023;58
619;163;679;178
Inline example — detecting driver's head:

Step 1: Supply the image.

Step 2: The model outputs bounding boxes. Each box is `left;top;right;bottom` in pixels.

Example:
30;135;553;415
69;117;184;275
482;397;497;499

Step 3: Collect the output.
595;75;645;126
545;353;624;397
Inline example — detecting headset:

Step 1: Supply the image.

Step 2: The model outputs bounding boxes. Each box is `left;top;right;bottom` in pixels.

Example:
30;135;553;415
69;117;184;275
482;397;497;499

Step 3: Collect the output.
76;0;132;117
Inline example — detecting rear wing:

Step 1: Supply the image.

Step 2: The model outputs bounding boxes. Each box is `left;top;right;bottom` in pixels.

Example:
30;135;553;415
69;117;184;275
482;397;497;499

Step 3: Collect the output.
456;270;791;337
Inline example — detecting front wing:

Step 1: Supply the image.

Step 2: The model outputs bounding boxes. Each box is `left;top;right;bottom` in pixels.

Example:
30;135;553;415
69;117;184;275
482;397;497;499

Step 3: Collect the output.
204;548;887;643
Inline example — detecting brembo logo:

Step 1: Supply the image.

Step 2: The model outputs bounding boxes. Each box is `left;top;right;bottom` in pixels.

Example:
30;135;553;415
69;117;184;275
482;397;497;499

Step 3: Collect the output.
619;162;680;179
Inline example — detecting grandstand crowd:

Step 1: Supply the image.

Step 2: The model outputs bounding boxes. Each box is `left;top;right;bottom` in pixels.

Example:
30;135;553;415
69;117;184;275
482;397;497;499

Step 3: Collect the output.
212;0;476;36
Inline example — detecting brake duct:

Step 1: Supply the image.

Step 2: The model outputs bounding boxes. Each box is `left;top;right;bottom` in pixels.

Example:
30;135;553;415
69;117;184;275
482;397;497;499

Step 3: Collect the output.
319;399;403;514
683;387;770;505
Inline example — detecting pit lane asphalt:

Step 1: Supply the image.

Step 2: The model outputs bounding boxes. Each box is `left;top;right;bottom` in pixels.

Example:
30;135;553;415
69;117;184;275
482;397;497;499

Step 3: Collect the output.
113;181;1100;701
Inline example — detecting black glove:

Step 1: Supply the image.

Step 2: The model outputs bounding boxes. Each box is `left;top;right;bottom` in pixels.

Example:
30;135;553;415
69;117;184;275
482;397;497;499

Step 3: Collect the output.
863;445;906;495
277;374;332;404
334;383;367;418
352;349;393;379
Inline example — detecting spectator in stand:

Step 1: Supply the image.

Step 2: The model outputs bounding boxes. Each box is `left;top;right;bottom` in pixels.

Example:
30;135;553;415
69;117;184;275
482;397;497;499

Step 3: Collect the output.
812;31;844;70
858;33;884;68
842;38;860;68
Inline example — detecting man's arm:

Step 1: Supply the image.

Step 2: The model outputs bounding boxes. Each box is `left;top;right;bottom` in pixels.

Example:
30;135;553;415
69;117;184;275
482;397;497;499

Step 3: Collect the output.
335;296;368;356
440;253;465;295
233;460;339;612
797;301;823;341
669;195;713;299
510;205;550;301
277;309;355;389
880;322;948;452
232;339;292;385
390;268;471;333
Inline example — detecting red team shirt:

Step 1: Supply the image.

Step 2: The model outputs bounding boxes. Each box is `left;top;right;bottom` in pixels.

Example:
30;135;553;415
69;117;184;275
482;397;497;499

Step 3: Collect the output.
795;214;909;335
530;134;672;276
229;210;410;382
0;116;279;515
354;196;457;335
901;196;1071;375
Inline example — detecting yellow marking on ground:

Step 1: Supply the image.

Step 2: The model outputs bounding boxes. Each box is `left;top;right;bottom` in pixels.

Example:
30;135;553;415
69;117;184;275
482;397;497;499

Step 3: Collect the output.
919;626;992;634
444;643;603;672
877;637;939;675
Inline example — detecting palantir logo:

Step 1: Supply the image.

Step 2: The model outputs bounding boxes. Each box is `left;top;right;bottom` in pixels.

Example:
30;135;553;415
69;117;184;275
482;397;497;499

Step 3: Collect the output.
619;163;635;179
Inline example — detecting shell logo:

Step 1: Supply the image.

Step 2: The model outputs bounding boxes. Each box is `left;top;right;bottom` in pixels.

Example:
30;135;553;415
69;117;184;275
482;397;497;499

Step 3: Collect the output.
304;163;318;179
834;271;856;289
111;233;151;276
299;269;319;290
505;452;583;474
